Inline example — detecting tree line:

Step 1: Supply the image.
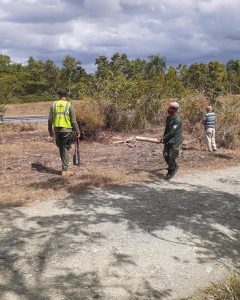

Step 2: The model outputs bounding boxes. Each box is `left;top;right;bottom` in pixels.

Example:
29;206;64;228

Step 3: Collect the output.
1;53;240;105
0;53;239;147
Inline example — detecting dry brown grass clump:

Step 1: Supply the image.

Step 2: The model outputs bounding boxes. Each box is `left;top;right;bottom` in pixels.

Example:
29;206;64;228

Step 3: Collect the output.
18;122;39;132
191;272;240;300
216;96;240;149
75;100;104;138
68;169;149;195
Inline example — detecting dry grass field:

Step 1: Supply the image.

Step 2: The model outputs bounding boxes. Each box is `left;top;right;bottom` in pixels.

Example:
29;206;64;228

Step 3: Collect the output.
0;121;239;207
5;100;80;116
5;102;52;116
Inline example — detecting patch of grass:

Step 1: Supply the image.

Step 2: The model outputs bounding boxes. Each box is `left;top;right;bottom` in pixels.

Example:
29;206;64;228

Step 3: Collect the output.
69;170;150;194
0;122;47;137
18;122;39;132
191;272;240;300
28;168;150;196
0;185;64;207
0;123;16;133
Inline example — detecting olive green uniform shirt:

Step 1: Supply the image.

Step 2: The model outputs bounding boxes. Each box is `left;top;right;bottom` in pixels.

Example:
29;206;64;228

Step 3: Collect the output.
162;114;183;145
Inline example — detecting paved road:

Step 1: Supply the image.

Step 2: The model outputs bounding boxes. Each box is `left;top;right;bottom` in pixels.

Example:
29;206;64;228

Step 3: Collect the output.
0;167;239;300
1;115;48;123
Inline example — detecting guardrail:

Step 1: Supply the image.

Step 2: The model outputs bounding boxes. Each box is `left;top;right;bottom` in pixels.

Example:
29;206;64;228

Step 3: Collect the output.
1;115;48;124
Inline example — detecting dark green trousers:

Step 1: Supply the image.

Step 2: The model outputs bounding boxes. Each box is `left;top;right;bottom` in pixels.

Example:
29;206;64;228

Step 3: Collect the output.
163;144;180;173
55;132;72;171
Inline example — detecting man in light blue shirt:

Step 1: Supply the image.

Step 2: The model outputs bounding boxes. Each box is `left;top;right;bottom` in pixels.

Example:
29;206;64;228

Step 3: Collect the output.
203;106;217;152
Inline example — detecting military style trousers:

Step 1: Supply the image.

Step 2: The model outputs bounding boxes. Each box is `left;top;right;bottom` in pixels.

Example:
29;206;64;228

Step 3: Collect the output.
55;132;72;171
163;144;180;174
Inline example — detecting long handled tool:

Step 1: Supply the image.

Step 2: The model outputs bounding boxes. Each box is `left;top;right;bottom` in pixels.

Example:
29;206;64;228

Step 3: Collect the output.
73;137;80;166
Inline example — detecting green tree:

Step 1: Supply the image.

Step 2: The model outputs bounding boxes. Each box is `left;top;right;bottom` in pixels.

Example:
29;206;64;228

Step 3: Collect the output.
26;57;47;94
95;55;110;79
128;58;146;79
145;54;166;77
61;55;86;97
184;63;208;91
226;59;240;94
109;53;130;77
165;66;187;98
206;61;226;102
0;55;11;73
44;59;60;93
226;59;240;72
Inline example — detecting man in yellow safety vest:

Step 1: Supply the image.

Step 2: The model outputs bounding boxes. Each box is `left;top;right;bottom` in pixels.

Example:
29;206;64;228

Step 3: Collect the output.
48;89;80;177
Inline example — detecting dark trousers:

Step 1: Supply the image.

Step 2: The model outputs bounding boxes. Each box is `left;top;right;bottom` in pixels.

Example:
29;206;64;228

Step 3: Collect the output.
55;132;72;171
163;144;180;173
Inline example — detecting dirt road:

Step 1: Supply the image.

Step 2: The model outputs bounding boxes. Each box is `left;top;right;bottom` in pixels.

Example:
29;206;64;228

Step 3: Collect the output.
0;167;239;300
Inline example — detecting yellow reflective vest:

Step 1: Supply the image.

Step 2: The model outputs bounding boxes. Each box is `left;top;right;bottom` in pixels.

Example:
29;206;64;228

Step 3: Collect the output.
52;100;72;128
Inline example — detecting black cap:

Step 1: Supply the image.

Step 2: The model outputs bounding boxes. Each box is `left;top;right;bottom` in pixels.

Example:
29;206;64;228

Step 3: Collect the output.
58;88;67;98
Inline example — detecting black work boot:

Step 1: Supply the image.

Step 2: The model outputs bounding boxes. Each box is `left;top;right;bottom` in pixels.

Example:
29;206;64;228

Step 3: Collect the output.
173;164;179;174
164;172;173;180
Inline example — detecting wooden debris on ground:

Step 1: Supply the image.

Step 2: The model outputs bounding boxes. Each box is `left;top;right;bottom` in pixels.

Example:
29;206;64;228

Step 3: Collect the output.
113;136;161;147
136;136;159;143
113;137;137;148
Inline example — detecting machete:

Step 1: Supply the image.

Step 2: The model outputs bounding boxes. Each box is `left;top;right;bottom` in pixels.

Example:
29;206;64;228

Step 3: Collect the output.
73;137;80;166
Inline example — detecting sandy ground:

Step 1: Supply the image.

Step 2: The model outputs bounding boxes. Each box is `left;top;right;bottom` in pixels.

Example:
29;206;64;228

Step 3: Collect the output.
0;167;239;300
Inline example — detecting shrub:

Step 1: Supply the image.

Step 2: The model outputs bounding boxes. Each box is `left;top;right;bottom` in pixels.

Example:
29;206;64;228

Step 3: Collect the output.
179;93;208;133
0;104;6;114
99;100;135;131
215;97;240;149
74;100;104;139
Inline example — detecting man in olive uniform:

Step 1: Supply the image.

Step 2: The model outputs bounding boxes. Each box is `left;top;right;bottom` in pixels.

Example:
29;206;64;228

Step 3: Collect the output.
159;101;183;180
48;89;80;177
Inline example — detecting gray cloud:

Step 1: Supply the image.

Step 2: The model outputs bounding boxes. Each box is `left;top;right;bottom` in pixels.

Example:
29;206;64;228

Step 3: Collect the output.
0;0;239;71
0;0;81;23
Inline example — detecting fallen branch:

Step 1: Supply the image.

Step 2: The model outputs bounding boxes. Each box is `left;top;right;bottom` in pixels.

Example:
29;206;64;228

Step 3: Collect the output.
113;140;126;144
113;138;133;144
136;136;159;143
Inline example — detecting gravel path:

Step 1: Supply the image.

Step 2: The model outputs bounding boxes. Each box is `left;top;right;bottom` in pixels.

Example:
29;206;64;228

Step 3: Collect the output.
0;167;239;300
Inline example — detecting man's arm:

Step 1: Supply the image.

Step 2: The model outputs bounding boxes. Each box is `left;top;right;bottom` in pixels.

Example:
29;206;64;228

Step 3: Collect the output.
69;105;80;136
202;114;206;125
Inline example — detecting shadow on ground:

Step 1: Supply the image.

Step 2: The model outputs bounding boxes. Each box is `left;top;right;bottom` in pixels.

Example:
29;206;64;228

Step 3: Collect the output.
0;178;239;299
31;162;61;175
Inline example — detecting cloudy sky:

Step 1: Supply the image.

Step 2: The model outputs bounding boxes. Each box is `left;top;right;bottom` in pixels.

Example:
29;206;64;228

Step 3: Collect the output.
0;0;239;72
